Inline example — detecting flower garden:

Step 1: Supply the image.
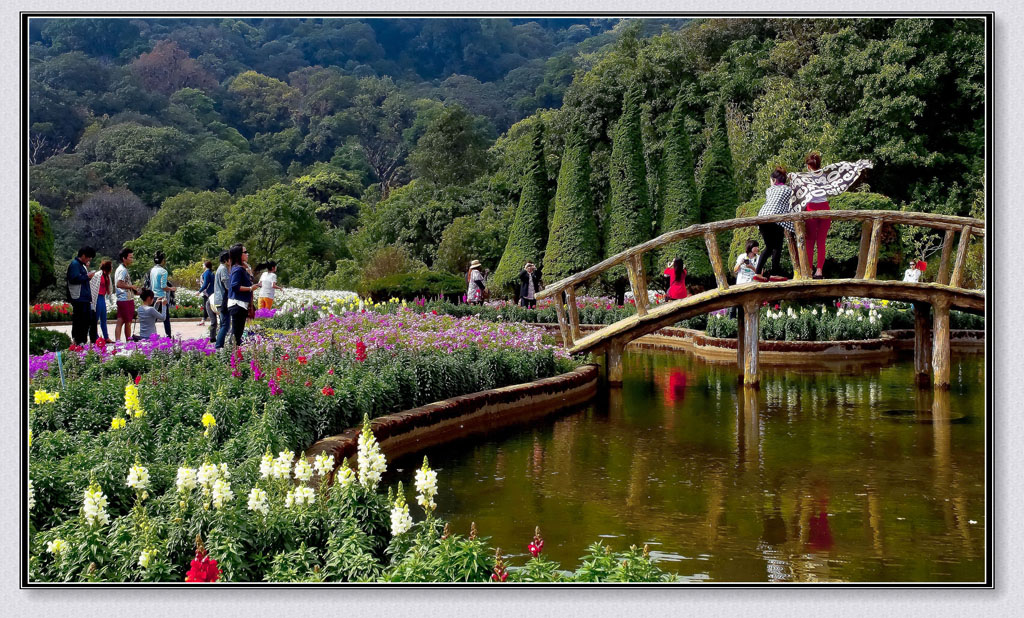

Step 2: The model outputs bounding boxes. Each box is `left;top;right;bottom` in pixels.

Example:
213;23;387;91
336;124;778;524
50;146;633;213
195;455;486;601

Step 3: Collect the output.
27;300;681;582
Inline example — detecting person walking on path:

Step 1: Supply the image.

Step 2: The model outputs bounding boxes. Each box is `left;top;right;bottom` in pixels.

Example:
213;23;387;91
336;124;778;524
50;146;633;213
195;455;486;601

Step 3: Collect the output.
256;261;283;310
755;166;794;279
663;258;688;300
136;289;167;340
66;246;96;345
466;260;486;305
787;153;873;279
149;251;176;337
89;260;116;343
518;262;542;308
197;261;215;327
734;240;760;285
211;251;229;346
227;244;254;347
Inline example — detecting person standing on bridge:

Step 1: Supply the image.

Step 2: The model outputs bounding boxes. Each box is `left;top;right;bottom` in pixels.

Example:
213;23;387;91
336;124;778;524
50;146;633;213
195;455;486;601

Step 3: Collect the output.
663;258;688;300
787;153;873;279
755;166;794;280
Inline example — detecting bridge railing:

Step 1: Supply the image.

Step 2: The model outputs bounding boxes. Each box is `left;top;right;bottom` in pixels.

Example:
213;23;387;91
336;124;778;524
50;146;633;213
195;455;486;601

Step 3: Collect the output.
534;209;985;349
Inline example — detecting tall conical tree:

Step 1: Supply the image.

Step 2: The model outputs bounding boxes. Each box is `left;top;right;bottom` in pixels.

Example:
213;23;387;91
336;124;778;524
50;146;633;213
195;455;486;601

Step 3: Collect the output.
657;96;710;280
604;81;650;294
697;103;740;266
544;129;599;284
493;122;549;298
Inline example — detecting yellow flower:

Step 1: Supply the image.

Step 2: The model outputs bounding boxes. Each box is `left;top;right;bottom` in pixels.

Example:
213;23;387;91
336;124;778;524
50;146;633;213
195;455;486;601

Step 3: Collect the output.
111;417;126;430
202;412;216;428
124;384;145;418
33;390;60;405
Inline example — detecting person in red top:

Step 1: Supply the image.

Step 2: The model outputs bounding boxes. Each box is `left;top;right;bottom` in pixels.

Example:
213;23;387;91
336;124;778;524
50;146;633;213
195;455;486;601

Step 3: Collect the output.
663;258;688;300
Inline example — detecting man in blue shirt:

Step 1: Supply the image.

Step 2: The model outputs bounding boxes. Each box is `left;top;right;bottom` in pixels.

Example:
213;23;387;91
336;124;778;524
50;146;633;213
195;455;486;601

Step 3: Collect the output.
149;251;176;337
66;246;96;344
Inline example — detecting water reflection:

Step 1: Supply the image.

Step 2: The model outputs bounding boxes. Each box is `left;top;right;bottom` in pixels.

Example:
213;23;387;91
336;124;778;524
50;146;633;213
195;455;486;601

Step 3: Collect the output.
391;351;985;582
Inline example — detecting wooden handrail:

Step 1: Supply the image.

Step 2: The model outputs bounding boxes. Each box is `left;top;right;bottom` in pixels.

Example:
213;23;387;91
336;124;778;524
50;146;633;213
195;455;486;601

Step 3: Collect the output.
535;210;984;300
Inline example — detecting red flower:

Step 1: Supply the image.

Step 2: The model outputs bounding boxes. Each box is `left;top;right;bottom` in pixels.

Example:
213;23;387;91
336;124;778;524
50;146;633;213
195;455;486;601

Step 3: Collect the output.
304;380;312;387
134;374;141;385
321;385;335;396
184;545;220;583
275;367;284;379
491;571;508;582
774;304;780;310
835;301;842;308
297;356;308;364
327;368;334;375
431;310;438;315
282;353;289;361
355;340;367;362
528;527;545;558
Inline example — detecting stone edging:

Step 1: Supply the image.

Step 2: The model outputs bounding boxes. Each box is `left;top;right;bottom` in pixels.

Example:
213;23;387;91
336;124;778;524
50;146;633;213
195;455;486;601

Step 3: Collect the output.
305;364;599;465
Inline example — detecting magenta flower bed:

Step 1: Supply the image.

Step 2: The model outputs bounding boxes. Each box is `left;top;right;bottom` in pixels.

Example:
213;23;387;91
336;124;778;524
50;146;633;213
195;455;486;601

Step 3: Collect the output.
29;335;217;379
274;308;565;358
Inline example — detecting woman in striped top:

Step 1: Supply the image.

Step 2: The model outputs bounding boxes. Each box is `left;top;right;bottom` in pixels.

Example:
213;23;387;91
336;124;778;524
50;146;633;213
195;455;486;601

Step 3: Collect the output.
755;166;793;279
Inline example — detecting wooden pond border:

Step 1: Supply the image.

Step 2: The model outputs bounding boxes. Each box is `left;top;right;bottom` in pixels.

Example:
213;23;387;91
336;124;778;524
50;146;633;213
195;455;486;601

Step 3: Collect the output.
305;363;599;466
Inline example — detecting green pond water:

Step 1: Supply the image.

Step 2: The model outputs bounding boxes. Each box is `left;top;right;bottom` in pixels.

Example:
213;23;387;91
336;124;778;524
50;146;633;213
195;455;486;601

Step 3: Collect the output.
390;350;987;583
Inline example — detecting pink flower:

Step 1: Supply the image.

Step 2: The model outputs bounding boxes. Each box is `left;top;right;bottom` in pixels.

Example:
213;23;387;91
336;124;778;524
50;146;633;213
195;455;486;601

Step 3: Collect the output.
268;378;281;396
321;385;334;396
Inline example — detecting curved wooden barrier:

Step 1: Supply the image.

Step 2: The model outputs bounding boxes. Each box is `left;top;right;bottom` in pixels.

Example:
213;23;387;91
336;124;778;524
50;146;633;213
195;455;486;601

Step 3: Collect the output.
535;209;985;390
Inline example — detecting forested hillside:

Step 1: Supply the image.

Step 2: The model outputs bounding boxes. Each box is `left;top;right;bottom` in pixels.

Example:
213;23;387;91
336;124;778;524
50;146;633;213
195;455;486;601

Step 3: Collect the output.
28;16;984;300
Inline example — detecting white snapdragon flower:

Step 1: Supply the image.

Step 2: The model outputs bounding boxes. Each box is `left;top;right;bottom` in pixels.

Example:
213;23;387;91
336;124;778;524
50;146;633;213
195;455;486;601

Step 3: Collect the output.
176;467;197;493
390;492;413;536
273;451;294;480
126;464;150;491
357;417;387;490
218;463;231;480
313;453;335;477
46;538;68;556
336;462;355;489
294;486;316;506
414;457;438;513
138;548;154;569
284;489;295;508
211;478;234;509
259;452;274;478
197;463;220;492
83;482;110;527
247;486;269;515
294;458;313;483
28;479;34;511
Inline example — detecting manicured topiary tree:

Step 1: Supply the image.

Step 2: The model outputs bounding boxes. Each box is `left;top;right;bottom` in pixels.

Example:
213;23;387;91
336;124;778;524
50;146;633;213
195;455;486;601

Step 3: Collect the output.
603;82;650;297
543;130;600;285
493;122;549;298
697;104;740;270
656;96;710;283
29;200;55;302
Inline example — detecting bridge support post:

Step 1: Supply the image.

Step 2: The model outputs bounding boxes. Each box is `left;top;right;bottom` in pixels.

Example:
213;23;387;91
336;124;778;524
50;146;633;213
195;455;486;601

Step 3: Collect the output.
932;299;951;390
914;302;932;386
606;341;624;386
740;301;760;387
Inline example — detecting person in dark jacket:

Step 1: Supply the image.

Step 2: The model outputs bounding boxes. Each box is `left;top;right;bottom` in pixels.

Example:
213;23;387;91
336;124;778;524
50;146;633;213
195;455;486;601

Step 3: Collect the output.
227;244;254;346
518;262;542;308
197;260;215;327
66;246;96;344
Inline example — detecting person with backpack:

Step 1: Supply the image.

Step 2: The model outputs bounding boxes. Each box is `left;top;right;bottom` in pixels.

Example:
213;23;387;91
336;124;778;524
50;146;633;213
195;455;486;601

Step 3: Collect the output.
197;260;214;327
66;246;97;345
149;251;176;338
213;251;230;347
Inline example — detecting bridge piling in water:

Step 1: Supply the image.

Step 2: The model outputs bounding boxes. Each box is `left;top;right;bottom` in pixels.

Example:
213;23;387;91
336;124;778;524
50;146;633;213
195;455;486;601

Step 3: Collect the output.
914;302;933;386
739;301;760;386
932;298;952;389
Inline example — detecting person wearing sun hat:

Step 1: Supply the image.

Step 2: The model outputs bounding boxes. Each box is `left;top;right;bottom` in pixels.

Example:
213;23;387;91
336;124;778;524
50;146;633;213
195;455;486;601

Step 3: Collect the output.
466;259;486;305
903;259;927;283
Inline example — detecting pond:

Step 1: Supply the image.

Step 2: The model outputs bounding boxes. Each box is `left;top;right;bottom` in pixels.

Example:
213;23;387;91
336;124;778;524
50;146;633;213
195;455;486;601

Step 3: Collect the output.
389;350;986;583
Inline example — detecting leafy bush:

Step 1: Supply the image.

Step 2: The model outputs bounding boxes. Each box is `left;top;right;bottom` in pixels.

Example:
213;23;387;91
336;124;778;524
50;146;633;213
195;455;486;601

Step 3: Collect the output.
363;271;466;302
29;328;71;355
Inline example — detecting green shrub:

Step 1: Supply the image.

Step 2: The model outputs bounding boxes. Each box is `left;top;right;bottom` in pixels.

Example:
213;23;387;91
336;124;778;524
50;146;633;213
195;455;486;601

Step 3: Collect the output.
363;271;466;302
29;328;71;355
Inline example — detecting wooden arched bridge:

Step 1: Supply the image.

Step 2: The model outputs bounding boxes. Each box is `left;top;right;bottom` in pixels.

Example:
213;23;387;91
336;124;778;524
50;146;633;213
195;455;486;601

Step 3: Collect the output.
534;210;985;389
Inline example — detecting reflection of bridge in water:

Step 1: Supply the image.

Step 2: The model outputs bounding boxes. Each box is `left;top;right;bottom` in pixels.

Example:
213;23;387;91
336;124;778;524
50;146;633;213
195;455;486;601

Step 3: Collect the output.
536;209;984;388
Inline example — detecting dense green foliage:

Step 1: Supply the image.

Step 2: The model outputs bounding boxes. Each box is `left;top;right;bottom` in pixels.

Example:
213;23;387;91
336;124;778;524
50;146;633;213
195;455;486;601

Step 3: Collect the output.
542;130;599;283
29;328;70;355
604;82;651;289
30;201;56;301
492;124;549;296
656;97;709;281
30;17;985;300
363;271;466;302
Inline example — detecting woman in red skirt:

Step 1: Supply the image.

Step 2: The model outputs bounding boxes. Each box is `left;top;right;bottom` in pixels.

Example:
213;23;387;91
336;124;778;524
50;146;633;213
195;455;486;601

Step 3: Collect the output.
663;258;688;300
